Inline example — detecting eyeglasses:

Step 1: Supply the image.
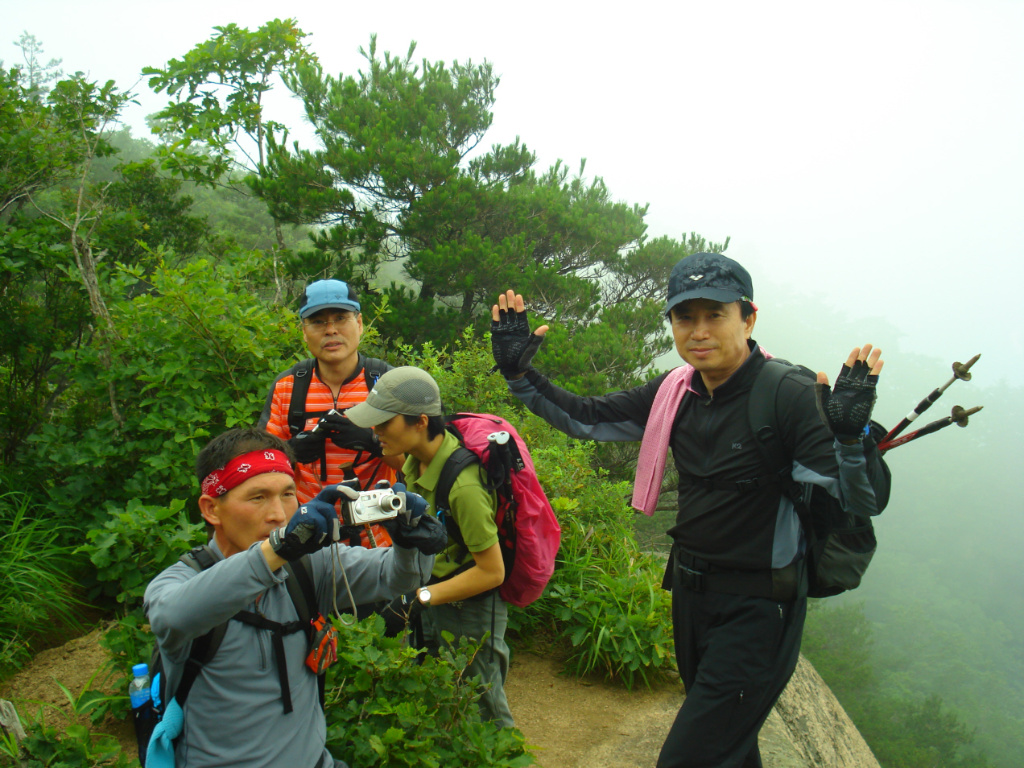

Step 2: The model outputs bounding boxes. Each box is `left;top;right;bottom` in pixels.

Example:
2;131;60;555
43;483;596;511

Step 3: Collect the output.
303;313;356;330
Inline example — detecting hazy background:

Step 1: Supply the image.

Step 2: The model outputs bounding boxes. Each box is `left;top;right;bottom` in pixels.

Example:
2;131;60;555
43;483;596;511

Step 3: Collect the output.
5;0;1022;763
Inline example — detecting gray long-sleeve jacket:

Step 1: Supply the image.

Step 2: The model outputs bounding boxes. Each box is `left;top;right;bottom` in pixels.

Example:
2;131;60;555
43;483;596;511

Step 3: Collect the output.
144;539;433;768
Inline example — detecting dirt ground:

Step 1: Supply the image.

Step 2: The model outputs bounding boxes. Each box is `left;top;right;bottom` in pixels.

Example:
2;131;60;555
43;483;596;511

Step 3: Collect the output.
0;627;861;768
0;626;681;767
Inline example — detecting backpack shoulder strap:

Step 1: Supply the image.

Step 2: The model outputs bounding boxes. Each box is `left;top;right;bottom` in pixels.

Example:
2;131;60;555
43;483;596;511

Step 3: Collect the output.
433;445;482;556
748;360;790;472
282;556;317;627
173;547;231;706
282;556;326;711
286;358;317;436
361;355;390;392
435;446;480;514
747;359;811;496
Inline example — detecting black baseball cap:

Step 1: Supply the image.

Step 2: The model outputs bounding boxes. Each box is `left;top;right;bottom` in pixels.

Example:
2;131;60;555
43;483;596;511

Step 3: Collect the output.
665;253;755;316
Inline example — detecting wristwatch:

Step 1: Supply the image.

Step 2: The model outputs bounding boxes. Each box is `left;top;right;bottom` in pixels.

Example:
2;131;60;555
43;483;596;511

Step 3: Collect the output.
417;587;432;606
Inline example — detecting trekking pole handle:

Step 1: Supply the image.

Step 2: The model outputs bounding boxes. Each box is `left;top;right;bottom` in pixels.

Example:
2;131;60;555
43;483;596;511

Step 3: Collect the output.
883;353;980;443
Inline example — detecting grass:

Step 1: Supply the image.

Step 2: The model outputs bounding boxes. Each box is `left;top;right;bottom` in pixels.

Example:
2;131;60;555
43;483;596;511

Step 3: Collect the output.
0;490;85;678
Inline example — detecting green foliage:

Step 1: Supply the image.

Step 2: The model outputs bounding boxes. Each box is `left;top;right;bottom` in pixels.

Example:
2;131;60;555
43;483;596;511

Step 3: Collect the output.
244;33;721;389
323;616;533;768
77;498;204;606
28;254;299;533
144;18;315;184
800;600;875;701
2;721;132;767
518;447;675;689
0;491;84;677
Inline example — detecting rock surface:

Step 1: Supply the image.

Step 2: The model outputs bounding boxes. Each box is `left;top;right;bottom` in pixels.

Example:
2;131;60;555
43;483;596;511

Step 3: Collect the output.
507;653;881;768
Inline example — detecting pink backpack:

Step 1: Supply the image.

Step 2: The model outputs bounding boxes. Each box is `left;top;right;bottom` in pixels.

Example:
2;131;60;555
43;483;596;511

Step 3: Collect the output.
434;413;561;607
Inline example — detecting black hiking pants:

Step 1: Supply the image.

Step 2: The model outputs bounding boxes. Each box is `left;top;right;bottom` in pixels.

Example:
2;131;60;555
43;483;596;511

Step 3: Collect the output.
657;574;806;768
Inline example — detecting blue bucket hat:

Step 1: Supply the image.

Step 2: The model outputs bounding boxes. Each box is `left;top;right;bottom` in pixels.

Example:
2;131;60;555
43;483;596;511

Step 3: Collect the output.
299;279;361;319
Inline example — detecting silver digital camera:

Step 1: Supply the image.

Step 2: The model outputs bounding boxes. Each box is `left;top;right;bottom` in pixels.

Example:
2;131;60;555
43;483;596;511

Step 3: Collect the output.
340;487;406;526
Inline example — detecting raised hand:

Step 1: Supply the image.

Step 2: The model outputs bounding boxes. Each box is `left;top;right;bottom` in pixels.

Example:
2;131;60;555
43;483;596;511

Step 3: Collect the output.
815;345;884;443
489;289;549;379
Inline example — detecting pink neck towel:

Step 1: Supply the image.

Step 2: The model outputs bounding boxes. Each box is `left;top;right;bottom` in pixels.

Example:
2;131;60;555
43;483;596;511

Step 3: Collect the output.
632;348;771;516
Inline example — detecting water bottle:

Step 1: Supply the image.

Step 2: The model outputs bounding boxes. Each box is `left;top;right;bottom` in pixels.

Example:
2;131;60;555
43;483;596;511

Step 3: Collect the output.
130;663;155;766
129;663;151;708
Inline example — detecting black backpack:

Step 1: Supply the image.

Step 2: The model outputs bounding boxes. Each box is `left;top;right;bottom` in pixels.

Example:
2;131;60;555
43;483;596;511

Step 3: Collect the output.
142;547;321;764
749;359;892;598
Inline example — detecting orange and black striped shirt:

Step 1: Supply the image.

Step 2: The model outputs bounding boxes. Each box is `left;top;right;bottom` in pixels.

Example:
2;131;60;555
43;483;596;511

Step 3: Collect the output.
259;356;396;546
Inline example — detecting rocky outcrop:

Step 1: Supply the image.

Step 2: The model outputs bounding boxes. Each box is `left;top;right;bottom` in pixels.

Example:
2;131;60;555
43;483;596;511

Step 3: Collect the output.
508;651;880;768
766;655;881;768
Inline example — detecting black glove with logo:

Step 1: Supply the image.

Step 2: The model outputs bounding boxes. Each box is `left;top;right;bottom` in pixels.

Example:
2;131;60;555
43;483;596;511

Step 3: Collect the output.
490;304;544;378
815;359;879;443
319;410;383;457
380;483;448;555
381;592;426;638
268;485;358;561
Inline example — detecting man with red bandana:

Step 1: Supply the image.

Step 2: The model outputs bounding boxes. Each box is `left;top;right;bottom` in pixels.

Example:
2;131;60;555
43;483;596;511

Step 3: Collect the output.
144;428;437;768
259;279;401;548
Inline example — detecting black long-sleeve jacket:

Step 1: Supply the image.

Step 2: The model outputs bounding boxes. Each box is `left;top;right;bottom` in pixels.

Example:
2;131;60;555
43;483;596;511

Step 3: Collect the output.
508;343;883;572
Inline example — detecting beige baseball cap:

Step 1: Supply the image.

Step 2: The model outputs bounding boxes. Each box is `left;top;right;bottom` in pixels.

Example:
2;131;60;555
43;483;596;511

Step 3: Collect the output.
345;366;442;427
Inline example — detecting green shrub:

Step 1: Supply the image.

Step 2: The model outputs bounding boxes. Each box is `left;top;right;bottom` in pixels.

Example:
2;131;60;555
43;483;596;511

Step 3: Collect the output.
1;719;132;767
324;615;533;768
28;254;303;534
0;491;84;678
77;497;204;608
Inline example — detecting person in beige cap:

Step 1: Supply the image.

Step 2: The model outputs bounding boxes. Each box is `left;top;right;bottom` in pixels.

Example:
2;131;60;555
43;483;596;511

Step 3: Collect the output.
346;366;515;727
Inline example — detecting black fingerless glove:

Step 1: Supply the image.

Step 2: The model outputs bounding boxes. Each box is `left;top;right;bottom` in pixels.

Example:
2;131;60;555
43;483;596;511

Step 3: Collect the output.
289;430;327;464
490;305;544;378
380;484;449;555
320;411;383;456
815;359;879;442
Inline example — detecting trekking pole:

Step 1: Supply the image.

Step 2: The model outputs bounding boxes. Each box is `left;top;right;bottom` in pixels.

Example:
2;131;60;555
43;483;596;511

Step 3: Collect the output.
879;404;983;453
883;353;981;443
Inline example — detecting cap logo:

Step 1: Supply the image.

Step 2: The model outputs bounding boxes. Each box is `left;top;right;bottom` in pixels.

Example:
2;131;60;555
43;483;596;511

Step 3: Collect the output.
689;274;704;281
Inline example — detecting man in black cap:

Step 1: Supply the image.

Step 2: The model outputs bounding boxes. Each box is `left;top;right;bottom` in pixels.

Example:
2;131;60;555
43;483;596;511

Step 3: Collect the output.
488;253;886;768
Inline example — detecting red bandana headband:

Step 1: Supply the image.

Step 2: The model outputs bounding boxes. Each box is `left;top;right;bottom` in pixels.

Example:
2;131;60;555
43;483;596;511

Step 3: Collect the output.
200;449;294;498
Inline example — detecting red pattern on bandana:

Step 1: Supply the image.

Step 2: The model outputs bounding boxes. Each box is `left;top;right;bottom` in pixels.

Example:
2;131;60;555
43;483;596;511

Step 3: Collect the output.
200;449;295;498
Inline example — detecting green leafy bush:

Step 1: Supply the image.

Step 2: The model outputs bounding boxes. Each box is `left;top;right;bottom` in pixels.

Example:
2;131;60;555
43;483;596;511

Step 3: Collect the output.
28;254;300;534
324;616;533;768
3;722;133;767
0;491;84;677
515;450;675;688
77;498;204;607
